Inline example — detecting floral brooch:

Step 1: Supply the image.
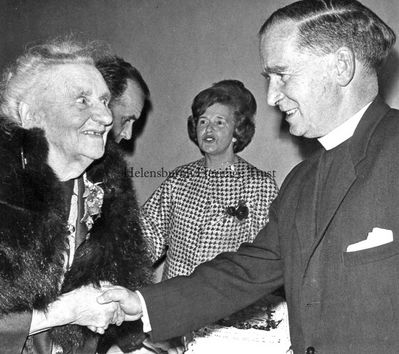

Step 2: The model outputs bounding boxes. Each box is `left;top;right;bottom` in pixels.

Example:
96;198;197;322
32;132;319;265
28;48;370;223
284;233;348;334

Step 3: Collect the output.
225;200;249;222
81;175;104;230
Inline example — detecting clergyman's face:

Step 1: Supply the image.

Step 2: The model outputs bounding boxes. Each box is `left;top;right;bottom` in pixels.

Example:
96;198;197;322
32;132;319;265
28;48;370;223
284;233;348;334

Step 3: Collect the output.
34;63;112;166
260;21;340;138
111;79;145;143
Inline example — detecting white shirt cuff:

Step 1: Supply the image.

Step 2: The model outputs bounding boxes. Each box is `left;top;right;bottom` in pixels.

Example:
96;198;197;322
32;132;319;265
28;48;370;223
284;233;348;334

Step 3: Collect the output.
136;290;152;333
29;309;48;335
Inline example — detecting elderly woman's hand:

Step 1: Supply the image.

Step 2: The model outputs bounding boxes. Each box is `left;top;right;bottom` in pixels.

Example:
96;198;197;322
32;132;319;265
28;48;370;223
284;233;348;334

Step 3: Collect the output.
29;284;125;335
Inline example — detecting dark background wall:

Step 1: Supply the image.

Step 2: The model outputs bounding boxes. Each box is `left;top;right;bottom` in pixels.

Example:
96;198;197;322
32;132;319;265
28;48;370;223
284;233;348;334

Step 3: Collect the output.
2;0;399;203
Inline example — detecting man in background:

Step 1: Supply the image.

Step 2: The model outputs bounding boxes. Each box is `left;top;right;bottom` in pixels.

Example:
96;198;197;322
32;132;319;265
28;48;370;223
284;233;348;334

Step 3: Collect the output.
96;56;150;143
94;56;153;354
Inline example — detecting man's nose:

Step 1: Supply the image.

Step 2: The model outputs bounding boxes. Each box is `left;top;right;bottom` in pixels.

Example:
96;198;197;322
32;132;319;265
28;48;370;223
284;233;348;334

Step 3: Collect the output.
266;77;284;107
121;121;133;141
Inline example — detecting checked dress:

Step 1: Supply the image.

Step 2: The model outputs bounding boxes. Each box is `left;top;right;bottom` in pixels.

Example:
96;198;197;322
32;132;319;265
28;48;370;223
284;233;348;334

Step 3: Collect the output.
140;156;278;279
140;156;292;353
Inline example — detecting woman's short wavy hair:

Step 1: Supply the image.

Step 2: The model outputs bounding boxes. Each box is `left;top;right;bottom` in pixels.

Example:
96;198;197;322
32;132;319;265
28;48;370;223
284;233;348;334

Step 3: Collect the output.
1;38;103;127
187;80;256;153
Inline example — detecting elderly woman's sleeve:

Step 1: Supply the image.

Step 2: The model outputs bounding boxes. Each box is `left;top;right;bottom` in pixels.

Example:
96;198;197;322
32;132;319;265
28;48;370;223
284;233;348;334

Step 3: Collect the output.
0;311;32;353
140;178;174;263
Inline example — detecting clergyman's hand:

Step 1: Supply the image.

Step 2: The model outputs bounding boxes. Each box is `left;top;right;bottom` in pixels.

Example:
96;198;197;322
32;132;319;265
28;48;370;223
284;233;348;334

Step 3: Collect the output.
97;286;143;321
65;285;124;333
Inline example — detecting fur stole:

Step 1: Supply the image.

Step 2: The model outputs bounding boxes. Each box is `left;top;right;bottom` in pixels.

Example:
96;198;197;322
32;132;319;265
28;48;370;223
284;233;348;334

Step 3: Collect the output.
0;121;152;350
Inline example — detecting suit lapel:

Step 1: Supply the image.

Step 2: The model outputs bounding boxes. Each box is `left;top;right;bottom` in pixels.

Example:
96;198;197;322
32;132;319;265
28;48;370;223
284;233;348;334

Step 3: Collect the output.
349;96;390;164
293;148;356;267
294;153;321;260
303;96;391;269
310;145;356;258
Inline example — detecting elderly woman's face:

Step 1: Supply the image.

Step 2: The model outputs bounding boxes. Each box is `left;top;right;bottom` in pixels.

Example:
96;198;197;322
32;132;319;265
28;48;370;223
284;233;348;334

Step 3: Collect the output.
34;63;112;167
196;103;235;157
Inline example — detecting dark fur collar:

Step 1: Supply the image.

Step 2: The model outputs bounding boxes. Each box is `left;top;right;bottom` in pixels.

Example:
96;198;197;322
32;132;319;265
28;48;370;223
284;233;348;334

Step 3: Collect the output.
0;123;68;313
0;123;66;212
0;120;151;349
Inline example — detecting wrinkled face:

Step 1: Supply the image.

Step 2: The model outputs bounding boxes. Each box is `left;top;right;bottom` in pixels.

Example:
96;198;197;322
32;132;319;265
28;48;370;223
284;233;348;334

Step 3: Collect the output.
196;103;236;157
111;79;145;143
260;21;340;138
33;63;112;167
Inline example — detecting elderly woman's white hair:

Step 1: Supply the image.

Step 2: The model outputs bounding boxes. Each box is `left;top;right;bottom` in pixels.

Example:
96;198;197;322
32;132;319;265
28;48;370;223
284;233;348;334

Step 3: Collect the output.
1;38;105;126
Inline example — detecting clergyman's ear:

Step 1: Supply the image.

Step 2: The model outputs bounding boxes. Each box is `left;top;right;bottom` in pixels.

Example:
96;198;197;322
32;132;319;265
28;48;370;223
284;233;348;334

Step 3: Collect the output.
18;101;37;128
335;46;355;87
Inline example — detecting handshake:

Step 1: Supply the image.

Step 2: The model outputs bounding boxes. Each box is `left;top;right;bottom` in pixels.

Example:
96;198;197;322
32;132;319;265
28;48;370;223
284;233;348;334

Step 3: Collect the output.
95;285;144;332
30;284;187;353
63;285;186;354
30;283;143;335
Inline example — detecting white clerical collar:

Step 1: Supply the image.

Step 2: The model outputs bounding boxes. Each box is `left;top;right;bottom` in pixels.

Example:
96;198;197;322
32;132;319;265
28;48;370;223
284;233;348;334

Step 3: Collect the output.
318;102;372;150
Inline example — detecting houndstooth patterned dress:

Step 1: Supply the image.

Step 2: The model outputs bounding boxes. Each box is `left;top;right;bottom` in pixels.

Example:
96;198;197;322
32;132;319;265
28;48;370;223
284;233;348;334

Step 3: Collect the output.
141;156;278;280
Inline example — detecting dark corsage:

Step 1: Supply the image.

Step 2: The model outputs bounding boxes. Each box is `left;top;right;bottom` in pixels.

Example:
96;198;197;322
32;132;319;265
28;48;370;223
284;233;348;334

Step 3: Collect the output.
225;200;249;222
81;175;104;230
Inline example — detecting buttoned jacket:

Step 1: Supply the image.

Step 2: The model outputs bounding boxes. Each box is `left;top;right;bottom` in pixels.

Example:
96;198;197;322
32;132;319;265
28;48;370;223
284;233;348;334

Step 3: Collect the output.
142;97;399;353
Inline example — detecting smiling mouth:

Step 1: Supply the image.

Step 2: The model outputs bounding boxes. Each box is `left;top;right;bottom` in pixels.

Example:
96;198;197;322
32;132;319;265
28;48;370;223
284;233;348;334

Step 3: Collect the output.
285;108;299;117
82;130;105;137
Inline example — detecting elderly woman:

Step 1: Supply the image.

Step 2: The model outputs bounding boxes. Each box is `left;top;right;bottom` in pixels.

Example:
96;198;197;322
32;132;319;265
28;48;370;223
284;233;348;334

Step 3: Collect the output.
0;39;150;354
140;80;289;352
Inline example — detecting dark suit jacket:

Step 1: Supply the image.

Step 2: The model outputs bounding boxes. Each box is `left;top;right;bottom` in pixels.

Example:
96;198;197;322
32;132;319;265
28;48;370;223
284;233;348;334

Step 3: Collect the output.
141;97;399;353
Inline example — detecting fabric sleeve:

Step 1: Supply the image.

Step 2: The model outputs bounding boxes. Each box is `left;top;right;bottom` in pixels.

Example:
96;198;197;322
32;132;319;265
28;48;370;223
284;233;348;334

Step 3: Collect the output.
249;172;279;240
140;178;174;263
0;311;32;353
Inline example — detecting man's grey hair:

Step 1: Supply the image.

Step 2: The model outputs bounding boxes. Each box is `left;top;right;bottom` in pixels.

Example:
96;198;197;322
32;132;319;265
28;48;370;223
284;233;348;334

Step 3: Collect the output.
259;0;396;70
1;38;103;126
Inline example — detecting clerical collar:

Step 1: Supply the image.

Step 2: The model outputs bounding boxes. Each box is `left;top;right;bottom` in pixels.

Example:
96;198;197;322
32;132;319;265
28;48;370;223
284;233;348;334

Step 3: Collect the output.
318;102;372;150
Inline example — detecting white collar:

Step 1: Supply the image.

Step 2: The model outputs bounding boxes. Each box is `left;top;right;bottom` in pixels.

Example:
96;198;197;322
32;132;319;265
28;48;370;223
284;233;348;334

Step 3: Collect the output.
318;102;372;150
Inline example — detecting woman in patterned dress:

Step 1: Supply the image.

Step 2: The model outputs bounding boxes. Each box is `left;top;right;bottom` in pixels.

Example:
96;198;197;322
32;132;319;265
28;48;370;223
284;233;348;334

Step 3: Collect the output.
139;80;290;353
142;79;277;279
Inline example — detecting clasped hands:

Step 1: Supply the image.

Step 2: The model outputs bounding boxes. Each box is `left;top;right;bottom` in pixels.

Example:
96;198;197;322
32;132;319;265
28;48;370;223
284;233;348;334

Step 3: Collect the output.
98;287;188;353
30;283;143;335
96;284;143;330
73;283;143;334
